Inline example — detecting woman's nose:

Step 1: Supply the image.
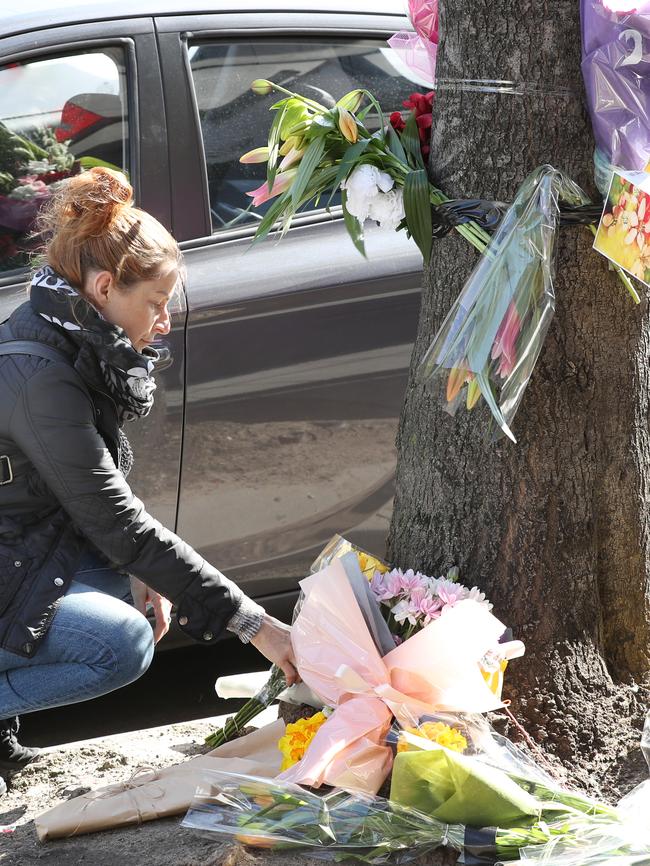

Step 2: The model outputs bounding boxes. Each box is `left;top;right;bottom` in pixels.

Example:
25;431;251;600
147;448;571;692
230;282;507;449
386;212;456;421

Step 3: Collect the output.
156;308;171;336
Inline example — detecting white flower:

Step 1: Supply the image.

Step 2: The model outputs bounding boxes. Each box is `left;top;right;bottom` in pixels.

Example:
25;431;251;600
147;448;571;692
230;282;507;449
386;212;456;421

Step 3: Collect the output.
341;164;403;229
367;188;405;230
391;599;418;626
467;586;493;611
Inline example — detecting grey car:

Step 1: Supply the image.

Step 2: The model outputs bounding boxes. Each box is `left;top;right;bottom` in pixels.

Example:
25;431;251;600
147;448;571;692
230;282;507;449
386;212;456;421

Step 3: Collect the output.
0;0;423;644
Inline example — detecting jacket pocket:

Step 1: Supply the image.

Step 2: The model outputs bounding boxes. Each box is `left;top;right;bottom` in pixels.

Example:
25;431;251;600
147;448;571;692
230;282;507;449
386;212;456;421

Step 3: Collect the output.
0;554;28;617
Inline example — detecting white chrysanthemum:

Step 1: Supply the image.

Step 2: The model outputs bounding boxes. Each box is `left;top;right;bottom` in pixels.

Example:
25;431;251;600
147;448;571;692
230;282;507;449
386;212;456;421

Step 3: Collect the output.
467;586;493;611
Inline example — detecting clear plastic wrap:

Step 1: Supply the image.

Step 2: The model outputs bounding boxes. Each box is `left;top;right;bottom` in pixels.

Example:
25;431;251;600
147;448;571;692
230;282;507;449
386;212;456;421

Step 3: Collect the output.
181;768;619;865
309;533;390;577
182;771;465;863
581;0;650;174
417;166;589;443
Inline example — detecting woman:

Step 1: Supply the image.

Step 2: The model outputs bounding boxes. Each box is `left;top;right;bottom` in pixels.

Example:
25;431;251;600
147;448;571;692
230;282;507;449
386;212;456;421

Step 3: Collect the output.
0;168;297;795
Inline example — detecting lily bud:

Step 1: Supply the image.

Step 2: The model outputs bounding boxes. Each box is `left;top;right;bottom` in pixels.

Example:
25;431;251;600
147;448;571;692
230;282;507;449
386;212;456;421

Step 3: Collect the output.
466;377;482;410
239;146;270;164
337;89;364;113
279;145;305;171
279;135;302;156
251;79;273;96
338;108;359;144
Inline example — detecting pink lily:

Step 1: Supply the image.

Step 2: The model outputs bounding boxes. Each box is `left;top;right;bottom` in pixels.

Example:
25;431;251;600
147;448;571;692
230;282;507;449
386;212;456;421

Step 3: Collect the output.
245;168;298;207
491;301;521;379
278;145;305;171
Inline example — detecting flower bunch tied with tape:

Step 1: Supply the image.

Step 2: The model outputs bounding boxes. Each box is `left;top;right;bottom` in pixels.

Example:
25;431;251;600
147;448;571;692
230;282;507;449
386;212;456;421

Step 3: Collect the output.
239;77;491;262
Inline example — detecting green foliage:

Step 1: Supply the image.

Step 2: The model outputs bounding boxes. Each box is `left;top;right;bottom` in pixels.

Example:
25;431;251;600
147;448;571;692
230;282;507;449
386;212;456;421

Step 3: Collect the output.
403;169;433;262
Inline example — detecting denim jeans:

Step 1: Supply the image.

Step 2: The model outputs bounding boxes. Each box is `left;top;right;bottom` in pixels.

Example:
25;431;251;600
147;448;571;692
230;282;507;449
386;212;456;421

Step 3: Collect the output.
0;549;155;718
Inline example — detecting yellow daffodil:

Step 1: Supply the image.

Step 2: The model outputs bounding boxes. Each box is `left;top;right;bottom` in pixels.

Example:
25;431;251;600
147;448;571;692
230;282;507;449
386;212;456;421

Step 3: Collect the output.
356;550;390;579
277;711;327;771
397;721;468;754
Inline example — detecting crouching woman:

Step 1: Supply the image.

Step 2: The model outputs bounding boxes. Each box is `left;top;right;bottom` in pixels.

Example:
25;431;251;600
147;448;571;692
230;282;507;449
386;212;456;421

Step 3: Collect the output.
0;168;297;793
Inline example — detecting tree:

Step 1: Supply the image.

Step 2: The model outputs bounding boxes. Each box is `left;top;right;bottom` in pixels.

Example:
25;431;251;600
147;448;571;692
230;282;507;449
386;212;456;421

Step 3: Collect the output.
387;0;649;781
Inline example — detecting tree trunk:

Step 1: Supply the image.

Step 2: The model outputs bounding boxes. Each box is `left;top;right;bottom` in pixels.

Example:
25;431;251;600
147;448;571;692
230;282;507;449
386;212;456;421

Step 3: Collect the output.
387;0;650;779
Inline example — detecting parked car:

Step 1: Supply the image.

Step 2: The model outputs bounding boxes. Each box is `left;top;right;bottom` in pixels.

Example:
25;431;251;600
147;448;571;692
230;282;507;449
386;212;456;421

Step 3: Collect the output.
0;0;424;647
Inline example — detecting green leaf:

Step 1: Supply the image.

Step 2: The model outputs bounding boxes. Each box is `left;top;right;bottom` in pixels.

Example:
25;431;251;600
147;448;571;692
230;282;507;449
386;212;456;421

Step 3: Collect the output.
341;189;366;257
386;125;408;165
311;112;336;134
403;169;432;262
252;193;292;243
358;89;386;141
266;102;289;191
327;138;371;205
357;104;373;122
400;112;425;170
78;156;123;173
279;98;310;139
291;136;326;207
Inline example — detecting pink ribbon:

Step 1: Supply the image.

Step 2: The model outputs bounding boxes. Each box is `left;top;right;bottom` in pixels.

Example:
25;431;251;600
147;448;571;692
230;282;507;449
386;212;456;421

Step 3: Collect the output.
278;560;513;795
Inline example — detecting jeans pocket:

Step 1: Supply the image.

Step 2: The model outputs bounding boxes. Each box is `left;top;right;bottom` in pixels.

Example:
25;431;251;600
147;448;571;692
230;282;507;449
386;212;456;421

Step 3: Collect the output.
0;554;29;617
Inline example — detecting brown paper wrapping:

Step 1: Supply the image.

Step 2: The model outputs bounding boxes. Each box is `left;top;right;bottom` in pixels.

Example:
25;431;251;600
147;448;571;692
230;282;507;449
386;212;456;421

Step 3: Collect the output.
35;719;285;841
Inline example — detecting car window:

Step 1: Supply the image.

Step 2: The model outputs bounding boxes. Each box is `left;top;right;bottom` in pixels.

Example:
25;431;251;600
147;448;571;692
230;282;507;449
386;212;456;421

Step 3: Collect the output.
187;39;428;234
0;48;129;274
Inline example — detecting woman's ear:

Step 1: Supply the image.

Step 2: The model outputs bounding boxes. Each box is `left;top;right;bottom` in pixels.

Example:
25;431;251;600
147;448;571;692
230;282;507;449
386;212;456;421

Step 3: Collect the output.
84;270;114;309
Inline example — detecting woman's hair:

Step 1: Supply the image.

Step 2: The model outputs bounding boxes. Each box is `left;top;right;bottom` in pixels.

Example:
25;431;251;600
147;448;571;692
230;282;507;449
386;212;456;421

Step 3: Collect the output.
36;167;182;290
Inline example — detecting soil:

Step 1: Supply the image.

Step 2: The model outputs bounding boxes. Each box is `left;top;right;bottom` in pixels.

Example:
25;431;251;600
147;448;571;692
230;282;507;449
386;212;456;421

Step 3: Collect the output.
1;704;649;866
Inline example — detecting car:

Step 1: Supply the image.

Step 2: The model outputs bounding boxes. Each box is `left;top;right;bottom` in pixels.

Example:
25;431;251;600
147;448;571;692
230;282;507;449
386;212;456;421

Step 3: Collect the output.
0;0;424;647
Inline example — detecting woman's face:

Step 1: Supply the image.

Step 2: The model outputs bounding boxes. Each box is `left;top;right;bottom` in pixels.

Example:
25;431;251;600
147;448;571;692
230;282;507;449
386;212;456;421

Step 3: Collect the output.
84;263;178;352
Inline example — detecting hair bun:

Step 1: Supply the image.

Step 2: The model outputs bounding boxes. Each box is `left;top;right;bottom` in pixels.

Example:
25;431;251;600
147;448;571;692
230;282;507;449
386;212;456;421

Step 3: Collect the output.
41;166;134;240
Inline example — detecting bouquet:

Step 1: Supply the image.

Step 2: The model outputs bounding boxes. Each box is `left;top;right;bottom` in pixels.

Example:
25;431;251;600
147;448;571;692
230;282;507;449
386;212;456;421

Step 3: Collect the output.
418;166;591;442
182;761;621;864
239;78;491;262
277;553;519;795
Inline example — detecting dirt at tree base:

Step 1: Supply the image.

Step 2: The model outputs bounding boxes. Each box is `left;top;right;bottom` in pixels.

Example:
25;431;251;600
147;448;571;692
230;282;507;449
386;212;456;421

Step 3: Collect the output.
1;700;648;866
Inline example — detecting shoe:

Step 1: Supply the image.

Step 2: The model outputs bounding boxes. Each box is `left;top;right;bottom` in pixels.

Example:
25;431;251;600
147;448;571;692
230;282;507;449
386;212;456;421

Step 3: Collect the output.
0;716;41;773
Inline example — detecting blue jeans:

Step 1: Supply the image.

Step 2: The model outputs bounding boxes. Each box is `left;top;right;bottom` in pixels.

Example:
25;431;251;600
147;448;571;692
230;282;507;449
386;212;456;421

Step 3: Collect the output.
0;549;155;718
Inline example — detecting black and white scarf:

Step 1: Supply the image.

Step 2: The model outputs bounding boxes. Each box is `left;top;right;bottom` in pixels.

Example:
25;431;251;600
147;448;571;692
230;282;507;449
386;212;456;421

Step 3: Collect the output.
30;265;158;422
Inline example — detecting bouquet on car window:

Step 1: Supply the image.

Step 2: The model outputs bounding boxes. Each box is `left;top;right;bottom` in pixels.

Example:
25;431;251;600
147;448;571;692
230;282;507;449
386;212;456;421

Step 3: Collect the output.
239;78;492;263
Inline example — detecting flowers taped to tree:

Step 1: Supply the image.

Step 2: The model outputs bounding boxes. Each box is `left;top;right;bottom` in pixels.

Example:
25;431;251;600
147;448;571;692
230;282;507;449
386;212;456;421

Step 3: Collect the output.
418;166;592;443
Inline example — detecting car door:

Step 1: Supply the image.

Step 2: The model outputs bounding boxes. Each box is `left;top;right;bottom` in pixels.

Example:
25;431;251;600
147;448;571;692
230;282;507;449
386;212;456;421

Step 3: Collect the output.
156;7;425;612
0;17;183;531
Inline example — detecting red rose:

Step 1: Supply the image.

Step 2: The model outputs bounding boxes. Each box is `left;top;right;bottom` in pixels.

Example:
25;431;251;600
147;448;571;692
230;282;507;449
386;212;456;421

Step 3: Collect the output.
389;110;406;133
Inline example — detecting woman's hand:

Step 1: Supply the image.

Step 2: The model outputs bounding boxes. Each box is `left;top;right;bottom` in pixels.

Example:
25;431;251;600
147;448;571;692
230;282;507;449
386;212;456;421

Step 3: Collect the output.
129;576;173;644
250;615;300;685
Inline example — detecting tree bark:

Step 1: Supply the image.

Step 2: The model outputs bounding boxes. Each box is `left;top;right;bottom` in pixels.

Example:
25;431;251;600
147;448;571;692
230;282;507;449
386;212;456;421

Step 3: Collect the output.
387;0;650;775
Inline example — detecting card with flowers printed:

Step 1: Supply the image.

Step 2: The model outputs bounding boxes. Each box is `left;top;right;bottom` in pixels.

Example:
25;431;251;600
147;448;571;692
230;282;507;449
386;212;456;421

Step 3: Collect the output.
593;170;650;288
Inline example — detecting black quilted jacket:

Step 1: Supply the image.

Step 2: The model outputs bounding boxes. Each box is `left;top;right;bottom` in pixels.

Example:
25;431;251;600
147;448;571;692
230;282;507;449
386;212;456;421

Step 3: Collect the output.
0;301;243;657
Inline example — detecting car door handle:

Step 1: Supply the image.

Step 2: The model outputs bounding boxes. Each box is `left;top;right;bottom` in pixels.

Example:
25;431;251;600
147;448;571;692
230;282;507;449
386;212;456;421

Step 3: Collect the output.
151;343;173;372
